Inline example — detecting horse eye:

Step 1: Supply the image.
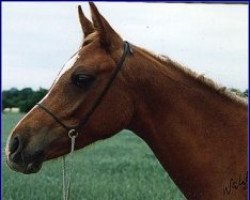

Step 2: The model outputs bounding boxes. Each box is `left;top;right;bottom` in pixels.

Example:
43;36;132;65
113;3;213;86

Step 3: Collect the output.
72;74;95;89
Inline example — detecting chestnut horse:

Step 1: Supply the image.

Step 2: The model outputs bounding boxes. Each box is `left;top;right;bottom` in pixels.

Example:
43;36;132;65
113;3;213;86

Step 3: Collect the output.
6;3;247;200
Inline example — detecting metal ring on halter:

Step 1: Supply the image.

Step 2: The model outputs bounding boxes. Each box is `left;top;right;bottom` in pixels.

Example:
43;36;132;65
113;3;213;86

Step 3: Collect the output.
68;129;79;139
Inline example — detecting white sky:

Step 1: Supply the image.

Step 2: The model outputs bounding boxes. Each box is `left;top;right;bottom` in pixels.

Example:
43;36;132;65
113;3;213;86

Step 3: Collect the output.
2;2;248;91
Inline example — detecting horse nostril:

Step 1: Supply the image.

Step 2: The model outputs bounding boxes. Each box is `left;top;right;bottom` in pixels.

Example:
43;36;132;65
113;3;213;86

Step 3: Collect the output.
9;136;21;155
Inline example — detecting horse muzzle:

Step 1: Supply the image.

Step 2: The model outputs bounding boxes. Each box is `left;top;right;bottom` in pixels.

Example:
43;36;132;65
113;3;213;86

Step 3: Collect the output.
6;135;44;174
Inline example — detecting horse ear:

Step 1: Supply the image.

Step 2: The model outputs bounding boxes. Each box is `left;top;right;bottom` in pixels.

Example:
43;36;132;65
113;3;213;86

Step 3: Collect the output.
78;5;94;38
89;2;122;50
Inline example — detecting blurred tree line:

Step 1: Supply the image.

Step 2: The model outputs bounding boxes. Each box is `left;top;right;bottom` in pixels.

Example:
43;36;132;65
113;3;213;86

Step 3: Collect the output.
2;87;48;113
1;87;248;113
229;88;248;98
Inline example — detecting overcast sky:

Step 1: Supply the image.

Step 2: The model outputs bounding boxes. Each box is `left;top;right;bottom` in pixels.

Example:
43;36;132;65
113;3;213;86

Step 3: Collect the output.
2;2;248;91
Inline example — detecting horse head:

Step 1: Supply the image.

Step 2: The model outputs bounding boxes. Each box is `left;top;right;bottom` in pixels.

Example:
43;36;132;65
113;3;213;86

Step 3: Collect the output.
6;3;135;174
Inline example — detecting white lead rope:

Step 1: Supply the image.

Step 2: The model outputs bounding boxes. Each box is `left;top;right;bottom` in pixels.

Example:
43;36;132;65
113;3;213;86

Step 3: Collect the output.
62;129;78;200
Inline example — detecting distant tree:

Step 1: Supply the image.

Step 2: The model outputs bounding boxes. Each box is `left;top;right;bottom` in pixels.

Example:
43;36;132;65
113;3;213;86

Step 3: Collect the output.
19;100;33;113
243;89;248;97
20;88;33;100
2;98;13;108
2;89;19;109
229;88;247;98
2;87;48;112
9;87;19;97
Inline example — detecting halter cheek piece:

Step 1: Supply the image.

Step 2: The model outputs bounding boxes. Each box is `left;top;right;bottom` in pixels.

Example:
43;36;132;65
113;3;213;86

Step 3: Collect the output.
36;41;133;142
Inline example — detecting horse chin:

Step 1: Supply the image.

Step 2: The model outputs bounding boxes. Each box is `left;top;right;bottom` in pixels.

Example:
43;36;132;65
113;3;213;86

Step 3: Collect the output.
6;158;43;174
24;160;43;174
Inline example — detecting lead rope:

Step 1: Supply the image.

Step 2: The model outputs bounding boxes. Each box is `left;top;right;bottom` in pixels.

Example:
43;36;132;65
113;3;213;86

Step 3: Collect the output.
62;129;78;200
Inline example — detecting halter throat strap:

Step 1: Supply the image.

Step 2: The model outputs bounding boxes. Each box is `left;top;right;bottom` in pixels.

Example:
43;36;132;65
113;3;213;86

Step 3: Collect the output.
36;41;133;136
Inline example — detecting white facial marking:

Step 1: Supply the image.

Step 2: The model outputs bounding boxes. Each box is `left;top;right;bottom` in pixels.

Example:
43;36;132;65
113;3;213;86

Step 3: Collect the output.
38;52;80;103
55;52;80;82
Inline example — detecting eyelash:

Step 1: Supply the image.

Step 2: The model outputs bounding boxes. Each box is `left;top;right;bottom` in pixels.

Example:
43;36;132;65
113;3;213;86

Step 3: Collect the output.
83;40;91;47
71;74;96;89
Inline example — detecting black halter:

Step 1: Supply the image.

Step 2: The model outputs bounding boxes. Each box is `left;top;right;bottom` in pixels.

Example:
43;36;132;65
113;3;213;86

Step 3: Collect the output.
36;41;133;138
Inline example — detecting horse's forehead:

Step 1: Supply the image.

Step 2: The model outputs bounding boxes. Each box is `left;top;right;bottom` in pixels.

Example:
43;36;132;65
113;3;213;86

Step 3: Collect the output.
55;38;108;82
56;34;99;77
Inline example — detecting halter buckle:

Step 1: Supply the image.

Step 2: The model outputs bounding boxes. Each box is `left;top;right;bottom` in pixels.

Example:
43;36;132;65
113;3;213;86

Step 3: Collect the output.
68;129;78;139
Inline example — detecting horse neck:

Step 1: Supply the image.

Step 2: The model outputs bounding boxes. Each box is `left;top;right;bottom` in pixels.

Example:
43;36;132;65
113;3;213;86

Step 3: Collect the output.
125;47;248;199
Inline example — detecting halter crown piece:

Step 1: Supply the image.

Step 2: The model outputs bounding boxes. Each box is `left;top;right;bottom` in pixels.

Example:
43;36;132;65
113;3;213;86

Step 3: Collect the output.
36;41;133;200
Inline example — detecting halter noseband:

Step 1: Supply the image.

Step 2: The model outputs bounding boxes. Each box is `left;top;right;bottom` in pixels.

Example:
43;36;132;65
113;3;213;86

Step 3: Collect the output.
36;41;133;139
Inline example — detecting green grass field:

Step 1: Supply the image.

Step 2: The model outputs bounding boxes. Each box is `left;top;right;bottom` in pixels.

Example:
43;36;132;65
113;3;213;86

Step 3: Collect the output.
2;113;185;200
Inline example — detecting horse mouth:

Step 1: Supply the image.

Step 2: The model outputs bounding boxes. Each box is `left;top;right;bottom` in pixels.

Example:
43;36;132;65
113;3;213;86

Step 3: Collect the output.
6;159;43;174
6;151;44;174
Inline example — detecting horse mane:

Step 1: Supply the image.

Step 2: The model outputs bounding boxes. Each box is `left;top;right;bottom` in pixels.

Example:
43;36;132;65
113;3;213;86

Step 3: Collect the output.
137;46;248;106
